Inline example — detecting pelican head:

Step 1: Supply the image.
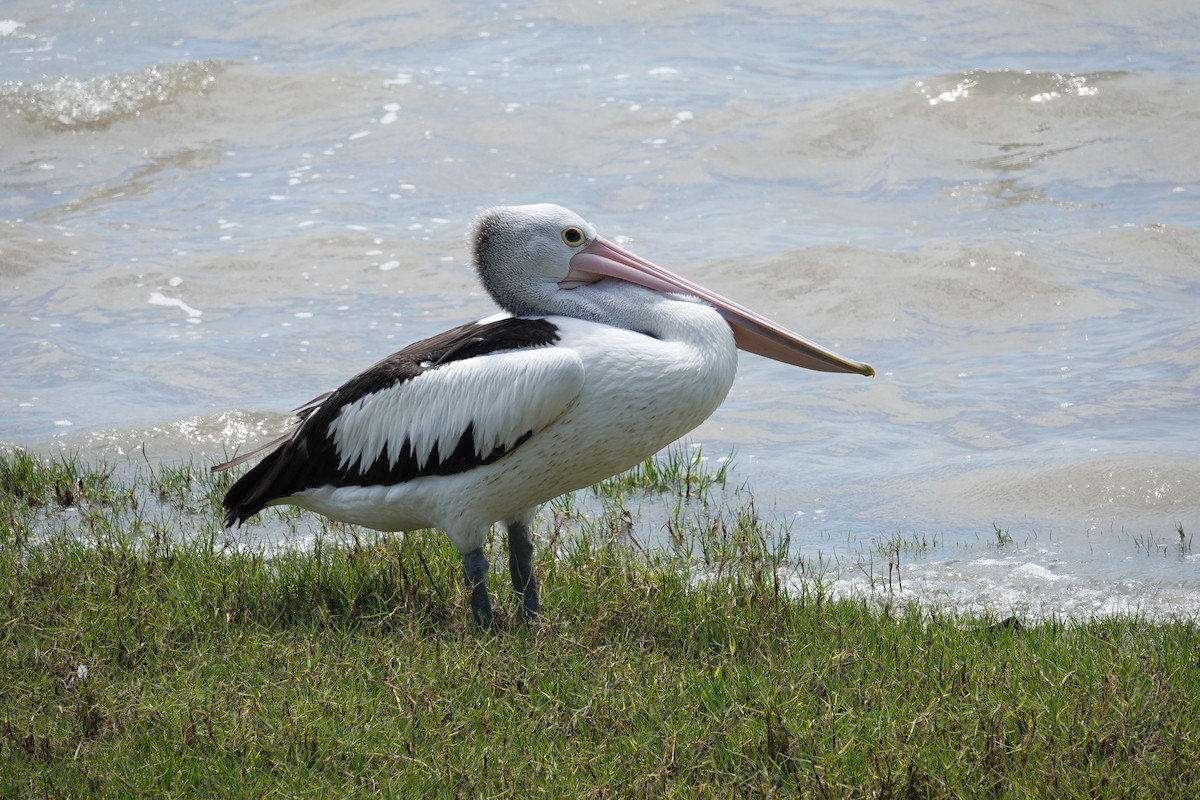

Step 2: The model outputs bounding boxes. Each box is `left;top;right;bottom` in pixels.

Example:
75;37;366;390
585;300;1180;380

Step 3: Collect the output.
472;203;598;315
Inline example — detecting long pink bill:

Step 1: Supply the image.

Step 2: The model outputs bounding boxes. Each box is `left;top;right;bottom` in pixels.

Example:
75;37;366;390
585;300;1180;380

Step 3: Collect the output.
567;236;875;377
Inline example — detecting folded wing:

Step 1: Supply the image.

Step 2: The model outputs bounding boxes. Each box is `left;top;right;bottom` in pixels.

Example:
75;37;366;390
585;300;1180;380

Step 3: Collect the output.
216;317;583;527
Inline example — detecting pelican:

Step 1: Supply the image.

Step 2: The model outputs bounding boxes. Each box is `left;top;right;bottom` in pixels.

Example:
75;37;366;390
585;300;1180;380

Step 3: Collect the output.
214;204;873;628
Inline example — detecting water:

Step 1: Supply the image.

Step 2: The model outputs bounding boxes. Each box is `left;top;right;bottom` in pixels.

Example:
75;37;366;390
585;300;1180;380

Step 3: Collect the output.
3;0;1198;620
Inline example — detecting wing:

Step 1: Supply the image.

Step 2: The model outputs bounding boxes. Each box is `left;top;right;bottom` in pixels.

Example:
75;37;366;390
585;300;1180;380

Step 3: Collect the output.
219;317;584;526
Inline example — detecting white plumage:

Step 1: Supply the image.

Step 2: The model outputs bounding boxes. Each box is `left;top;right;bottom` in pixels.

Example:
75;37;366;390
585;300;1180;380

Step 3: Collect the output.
294;309;736;543
215;203;873;628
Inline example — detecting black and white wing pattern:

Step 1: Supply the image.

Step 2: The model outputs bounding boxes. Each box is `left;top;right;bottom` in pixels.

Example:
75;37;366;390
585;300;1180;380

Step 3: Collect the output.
216;316;584;527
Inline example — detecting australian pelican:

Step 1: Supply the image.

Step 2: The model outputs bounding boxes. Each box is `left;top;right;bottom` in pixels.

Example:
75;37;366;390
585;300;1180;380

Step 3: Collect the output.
214;204;873;628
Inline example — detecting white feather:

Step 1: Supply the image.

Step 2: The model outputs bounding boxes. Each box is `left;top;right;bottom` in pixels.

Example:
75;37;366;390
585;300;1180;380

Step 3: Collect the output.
326;346;584;473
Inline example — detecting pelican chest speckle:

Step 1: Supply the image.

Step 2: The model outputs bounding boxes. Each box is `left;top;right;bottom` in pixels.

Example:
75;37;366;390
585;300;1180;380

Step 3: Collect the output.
213;204;874;628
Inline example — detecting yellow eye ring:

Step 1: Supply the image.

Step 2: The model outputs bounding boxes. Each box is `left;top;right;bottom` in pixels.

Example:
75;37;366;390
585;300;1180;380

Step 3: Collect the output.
561;226;586;247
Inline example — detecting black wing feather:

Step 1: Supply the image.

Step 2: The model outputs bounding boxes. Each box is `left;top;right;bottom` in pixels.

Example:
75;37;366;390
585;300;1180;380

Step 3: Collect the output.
218;317;558;527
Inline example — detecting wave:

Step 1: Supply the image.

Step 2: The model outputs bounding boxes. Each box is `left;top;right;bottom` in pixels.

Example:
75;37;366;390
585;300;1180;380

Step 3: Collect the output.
911;68;1124;107
0;60;222;132
702;68;1198;199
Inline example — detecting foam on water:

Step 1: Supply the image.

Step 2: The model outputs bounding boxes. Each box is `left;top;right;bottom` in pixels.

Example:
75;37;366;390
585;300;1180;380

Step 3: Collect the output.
826;541;1200;622
0;60;219;130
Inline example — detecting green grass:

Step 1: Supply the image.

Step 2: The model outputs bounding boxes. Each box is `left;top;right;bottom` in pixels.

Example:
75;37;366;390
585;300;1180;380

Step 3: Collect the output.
2;446;1199;797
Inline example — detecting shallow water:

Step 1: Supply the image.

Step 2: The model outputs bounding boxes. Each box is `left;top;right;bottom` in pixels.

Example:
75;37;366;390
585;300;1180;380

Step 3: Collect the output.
3;0;1198;620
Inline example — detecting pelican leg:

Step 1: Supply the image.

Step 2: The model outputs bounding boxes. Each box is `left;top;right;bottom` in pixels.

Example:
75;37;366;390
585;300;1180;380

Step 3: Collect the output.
462;547;493;629
506;520;540;622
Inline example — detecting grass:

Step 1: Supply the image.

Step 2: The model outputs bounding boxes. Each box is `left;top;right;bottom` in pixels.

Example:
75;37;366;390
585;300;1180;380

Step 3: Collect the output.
2;446;1199;797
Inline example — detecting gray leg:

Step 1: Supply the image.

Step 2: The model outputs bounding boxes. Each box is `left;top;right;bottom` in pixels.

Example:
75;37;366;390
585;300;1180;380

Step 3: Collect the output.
506;519;540;622
462;547;493;629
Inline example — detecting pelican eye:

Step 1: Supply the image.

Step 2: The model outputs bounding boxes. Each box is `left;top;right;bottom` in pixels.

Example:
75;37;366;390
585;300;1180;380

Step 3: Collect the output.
560;226;586;247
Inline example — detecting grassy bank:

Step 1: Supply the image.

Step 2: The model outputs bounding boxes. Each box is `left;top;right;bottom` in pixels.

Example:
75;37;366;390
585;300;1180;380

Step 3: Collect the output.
2;448;1198;797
